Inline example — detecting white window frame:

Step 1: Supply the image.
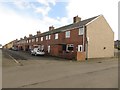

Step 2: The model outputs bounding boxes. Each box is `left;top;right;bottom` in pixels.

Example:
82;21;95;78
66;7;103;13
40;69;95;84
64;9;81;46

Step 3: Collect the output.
49;35;51;40
29;39;31;43
78;45;83;52
41;37;43;41
65;31;70;38
79;27;84;35
66;44;74;51
46;35;48;40
55;33;58;39
32;38;35;42
27;40;29;43
36;38;38;42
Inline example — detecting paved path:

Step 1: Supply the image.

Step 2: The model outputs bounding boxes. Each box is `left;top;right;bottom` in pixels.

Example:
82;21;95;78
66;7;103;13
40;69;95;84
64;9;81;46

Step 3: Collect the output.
0;49;2;89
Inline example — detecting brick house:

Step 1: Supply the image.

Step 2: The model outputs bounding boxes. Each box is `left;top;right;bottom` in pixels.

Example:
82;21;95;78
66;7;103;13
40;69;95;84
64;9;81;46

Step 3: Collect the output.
14;15;114;60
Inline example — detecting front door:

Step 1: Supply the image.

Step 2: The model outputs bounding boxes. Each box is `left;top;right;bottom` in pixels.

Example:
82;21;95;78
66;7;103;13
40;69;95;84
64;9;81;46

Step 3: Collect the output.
78;45;83;52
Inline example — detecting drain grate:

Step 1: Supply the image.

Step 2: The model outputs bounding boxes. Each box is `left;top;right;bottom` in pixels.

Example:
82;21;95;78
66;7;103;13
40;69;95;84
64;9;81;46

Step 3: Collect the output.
98;61;102;63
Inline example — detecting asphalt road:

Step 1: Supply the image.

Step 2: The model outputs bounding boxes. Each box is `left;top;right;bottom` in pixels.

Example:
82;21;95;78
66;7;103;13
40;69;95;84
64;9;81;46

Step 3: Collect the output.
2;49;118;88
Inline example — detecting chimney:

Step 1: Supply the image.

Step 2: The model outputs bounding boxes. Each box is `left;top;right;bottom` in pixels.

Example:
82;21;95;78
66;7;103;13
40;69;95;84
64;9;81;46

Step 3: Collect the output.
20;38;23;40
24;36;27;39
29;34;32;37
49;26;54;31
37;31;41;35
15;39;18;41
73;15;81;23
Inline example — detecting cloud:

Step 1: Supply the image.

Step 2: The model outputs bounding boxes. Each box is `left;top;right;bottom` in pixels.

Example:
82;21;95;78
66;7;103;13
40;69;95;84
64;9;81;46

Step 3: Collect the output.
0;5;45;45
13;0;32;9
66;0;118;40
0;2;69;45
37;0;56;6
35;6;51;16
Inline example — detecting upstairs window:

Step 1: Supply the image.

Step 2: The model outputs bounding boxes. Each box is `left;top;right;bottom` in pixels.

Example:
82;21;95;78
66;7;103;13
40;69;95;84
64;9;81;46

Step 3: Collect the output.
79;27;84;35
32;38;35;42
49;35;51;40
65;31;70;38
27;40;29;43
41;37;43;41
29;39;31;43
46;36;48;40
36;38;38;42
55;33;58;39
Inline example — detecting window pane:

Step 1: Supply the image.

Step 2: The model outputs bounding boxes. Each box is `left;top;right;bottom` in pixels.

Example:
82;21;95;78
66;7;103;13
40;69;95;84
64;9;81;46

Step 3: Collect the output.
41;37;43;41
55;33;58;39
79;28;84;35
67;44;74;51
68;47;73;50
46;36;48;40
62;44;66;50
49;35;51;39
66;31;70;38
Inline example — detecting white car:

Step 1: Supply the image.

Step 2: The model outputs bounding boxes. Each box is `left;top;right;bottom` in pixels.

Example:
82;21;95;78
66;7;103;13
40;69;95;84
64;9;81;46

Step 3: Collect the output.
31;48;45;56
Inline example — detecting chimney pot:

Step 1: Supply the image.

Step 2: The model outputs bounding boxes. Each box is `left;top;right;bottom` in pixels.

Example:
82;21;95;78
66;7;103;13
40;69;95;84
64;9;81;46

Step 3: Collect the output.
37;31;41;35
24;36;27;39
29;34;32;37
20;38;23;40
49;26;54;31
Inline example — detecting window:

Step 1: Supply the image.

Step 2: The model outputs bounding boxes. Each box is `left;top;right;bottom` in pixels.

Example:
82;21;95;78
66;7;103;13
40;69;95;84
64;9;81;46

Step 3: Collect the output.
29;39;31;43
62;44;66;51
32;38;35;42
55;33;58;39
78;45;83;52
36;38;38;42
27;40;29;43
79;27;84;35
46;36;48;40
66;44;74;51
49;35;51;40
41;37;43;41
65;31;70;38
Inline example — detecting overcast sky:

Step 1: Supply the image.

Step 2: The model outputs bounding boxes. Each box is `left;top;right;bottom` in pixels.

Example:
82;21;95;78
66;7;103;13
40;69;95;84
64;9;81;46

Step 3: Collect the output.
0;0;119;45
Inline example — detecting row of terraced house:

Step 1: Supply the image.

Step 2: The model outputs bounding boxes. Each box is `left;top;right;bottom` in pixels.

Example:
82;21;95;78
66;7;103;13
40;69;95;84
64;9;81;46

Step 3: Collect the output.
4;15;114;60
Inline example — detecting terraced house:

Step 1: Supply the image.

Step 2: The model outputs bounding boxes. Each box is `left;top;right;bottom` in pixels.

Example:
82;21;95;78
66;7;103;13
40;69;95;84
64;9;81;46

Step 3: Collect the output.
14;15;114;60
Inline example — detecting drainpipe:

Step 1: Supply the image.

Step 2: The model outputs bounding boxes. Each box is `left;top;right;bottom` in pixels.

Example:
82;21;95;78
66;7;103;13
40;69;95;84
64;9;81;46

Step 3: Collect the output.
83;25;88;60
83;25;85;52
85;26;88;60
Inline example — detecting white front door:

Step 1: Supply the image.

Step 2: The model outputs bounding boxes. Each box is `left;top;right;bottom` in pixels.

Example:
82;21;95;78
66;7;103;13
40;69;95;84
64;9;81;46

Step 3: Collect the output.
48;45;50;53
78;45;83;52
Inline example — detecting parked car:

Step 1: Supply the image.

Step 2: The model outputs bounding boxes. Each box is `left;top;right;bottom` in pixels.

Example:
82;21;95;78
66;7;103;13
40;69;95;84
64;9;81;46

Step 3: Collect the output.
31;48;45;56
12;47;18;51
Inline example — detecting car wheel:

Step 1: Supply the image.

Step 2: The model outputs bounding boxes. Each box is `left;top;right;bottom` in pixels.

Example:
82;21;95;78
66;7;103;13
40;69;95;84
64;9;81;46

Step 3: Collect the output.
35;53;37;56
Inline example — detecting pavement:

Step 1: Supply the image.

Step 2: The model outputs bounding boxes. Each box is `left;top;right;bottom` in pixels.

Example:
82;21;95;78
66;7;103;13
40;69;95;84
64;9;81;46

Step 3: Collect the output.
0;49;2;89
2;49;118;88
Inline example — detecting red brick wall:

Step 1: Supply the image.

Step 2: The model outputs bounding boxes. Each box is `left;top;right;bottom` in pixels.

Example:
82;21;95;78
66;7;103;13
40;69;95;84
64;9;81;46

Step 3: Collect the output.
17;28;86;60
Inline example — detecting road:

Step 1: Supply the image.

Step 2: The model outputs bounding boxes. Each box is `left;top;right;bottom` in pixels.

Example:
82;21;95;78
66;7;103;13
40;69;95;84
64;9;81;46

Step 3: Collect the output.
2;49;118;88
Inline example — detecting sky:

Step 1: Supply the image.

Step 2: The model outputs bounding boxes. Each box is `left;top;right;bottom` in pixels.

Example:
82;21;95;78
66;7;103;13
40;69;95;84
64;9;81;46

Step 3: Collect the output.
0;0;119;46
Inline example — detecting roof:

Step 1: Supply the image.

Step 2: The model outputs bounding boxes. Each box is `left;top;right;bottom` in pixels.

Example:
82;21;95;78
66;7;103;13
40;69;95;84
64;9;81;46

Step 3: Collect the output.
34;15;100;38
